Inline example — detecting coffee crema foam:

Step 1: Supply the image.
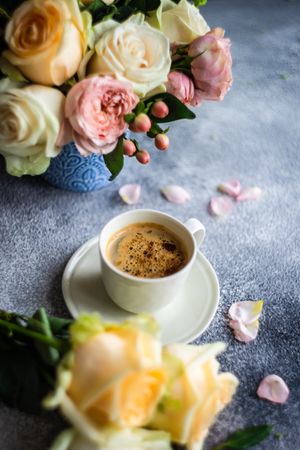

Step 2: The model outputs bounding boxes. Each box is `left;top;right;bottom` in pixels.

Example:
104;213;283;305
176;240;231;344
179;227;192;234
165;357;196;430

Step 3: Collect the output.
106;222;188;278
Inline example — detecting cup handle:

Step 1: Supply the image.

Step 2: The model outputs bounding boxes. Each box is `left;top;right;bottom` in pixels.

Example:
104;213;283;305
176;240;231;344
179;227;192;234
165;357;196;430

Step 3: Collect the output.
184;218;206;247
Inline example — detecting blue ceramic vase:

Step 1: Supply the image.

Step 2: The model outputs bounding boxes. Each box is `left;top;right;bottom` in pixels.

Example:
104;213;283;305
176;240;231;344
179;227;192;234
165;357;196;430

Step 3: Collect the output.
42;141;112;192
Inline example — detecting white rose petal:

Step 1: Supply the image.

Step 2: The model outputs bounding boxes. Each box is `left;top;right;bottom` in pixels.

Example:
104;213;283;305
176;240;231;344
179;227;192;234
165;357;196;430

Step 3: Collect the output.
160;185;191;204
257;375;290;404
119;184;141;205
236;187;262;202
228;300;264;343
209;196;234;217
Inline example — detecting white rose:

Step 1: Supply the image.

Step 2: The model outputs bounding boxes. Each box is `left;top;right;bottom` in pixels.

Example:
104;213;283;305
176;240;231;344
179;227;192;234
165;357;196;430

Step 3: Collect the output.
3;0;84;86
49;427;172;450
147;0;210;45
84;14;171;97
150;343;239;450
45;315;167;439
0;78;65;176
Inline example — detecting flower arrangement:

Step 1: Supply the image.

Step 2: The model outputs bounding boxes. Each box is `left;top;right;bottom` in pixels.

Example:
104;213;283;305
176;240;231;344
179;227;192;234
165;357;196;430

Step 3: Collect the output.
0;309;239;450
0;0;232;180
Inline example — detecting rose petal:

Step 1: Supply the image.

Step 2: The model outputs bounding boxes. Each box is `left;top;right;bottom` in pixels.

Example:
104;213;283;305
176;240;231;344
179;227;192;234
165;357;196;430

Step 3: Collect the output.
228;300;264;343
229;319;259;343
119;184;141;205
217;179;241;198
209;196;234;216
229;300;264;324
160;185;191;204
236;187;262;202
257;375;290;404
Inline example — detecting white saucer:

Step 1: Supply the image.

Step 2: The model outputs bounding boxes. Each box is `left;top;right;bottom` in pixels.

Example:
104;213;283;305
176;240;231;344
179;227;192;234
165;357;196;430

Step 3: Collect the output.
62;236;220;345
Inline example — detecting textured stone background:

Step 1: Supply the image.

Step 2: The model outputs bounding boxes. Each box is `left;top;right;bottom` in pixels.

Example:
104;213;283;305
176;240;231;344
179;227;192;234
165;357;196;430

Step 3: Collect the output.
0;0;300;448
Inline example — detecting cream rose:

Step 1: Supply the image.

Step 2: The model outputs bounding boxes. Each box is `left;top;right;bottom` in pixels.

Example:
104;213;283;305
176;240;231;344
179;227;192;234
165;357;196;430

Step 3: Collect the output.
45;315;167;440
3;0;84;86
84;15;171;97
147;0;210;45
0;78;65;176
150;343;239;450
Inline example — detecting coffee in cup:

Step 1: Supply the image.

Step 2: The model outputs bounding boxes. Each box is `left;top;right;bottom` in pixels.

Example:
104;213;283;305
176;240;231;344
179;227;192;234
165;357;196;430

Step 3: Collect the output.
106;222;188;279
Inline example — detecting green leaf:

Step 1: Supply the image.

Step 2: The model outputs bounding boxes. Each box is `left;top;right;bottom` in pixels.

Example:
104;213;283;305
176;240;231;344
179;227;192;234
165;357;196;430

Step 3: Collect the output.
29;309;60;367
147;122;163;138
134;101;146;116
0;56;28;82
103;137;124;180
0;6;9;18
147;93;195;123
193;0;207;7
125;113;135;124
212;425;273;450
0;346;51;413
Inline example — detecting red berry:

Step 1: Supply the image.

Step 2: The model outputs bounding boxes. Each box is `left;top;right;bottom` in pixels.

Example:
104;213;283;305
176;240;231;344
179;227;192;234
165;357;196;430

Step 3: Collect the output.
123;139;136;156
133;113;152;133
136;150;150;164
155;133;169;150
151;101;169;119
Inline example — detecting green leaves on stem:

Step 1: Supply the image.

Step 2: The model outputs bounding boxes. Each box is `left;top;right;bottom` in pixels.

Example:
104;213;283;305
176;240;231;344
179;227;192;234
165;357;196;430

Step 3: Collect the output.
0;308;72;413
212;425;273;450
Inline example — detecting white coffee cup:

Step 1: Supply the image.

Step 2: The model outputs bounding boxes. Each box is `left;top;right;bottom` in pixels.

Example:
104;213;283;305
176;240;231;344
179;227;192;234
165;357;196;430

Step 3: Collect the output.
99;209;205;313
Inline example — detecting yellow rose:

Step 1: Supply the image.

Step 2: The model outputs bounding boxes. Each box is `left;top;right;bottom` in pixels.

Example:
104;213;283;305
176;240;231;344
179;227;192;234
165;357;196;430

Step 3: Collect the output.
45;315;167;440
83;15;171;97
3;0;84;86
49;427;172;450
0;78;64;176
150;343;239;450
147;0;210;45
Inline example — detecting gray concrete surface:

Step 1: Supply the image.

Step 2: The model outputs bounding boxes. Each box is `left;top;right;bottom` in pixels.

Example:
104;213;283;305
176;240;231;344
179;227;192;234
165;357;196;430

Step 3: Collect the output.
0;0;300;448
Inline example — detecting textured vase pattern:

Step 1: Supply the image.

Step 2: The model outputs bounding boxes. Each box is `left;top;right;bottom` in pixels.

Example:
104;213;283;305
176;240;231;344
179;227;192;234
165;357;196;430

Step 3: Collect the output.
42;142;111;192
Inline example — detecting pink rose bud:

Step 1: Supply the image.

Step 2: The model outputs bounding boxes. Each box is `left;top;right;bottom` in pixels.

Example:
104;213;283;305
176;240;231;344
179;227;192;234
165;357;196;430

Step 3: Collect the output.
133;113;152;133
166;71;194;105
155;133;169;151
151;101;169;119
189;28;232;102
123;139;136;156
136;150;150;164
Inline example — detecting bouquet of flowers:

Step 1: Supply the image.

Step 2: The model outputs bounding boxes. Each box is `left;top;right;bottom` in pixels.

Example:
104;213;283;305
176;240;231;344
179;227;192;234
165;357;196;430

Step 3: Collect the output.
0;309;239;450
0;0;232;180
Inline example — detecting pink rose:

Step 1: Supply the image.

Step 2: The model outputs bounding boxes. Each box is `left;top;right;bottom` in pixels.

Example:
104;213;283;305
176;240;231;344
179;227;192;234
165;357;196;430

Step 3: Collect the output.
189;28;232;102
166;71;194;105
58;76;138;155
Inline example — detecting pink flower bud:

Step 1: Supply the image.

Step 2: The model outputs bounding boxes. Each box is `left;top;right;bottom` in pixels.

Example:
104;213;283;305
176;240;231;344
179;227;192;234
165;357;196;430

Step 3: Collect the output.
151;101;169;119
166;71;194;105
123;139;136;156
136;150;150;164
133;113;152;133
155;134;169;151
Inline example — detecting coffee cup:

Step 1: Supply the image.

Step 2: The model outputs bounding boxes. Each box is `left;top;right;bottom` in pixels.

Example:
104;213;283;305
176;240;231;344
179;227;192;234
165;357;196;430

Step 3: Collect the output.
99;209;205;313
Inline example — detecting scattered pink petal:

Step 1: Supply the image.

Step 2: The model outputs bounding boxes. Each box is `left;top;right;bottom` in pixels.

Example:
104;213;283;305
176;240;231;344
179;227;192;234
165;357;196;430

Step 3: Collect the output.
228;300;264;343
229;319;259;343
257;375;290;404
161;185;191;204
218;179;241;197
209;196;234;217
119;184;141;205
236;187;262;202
